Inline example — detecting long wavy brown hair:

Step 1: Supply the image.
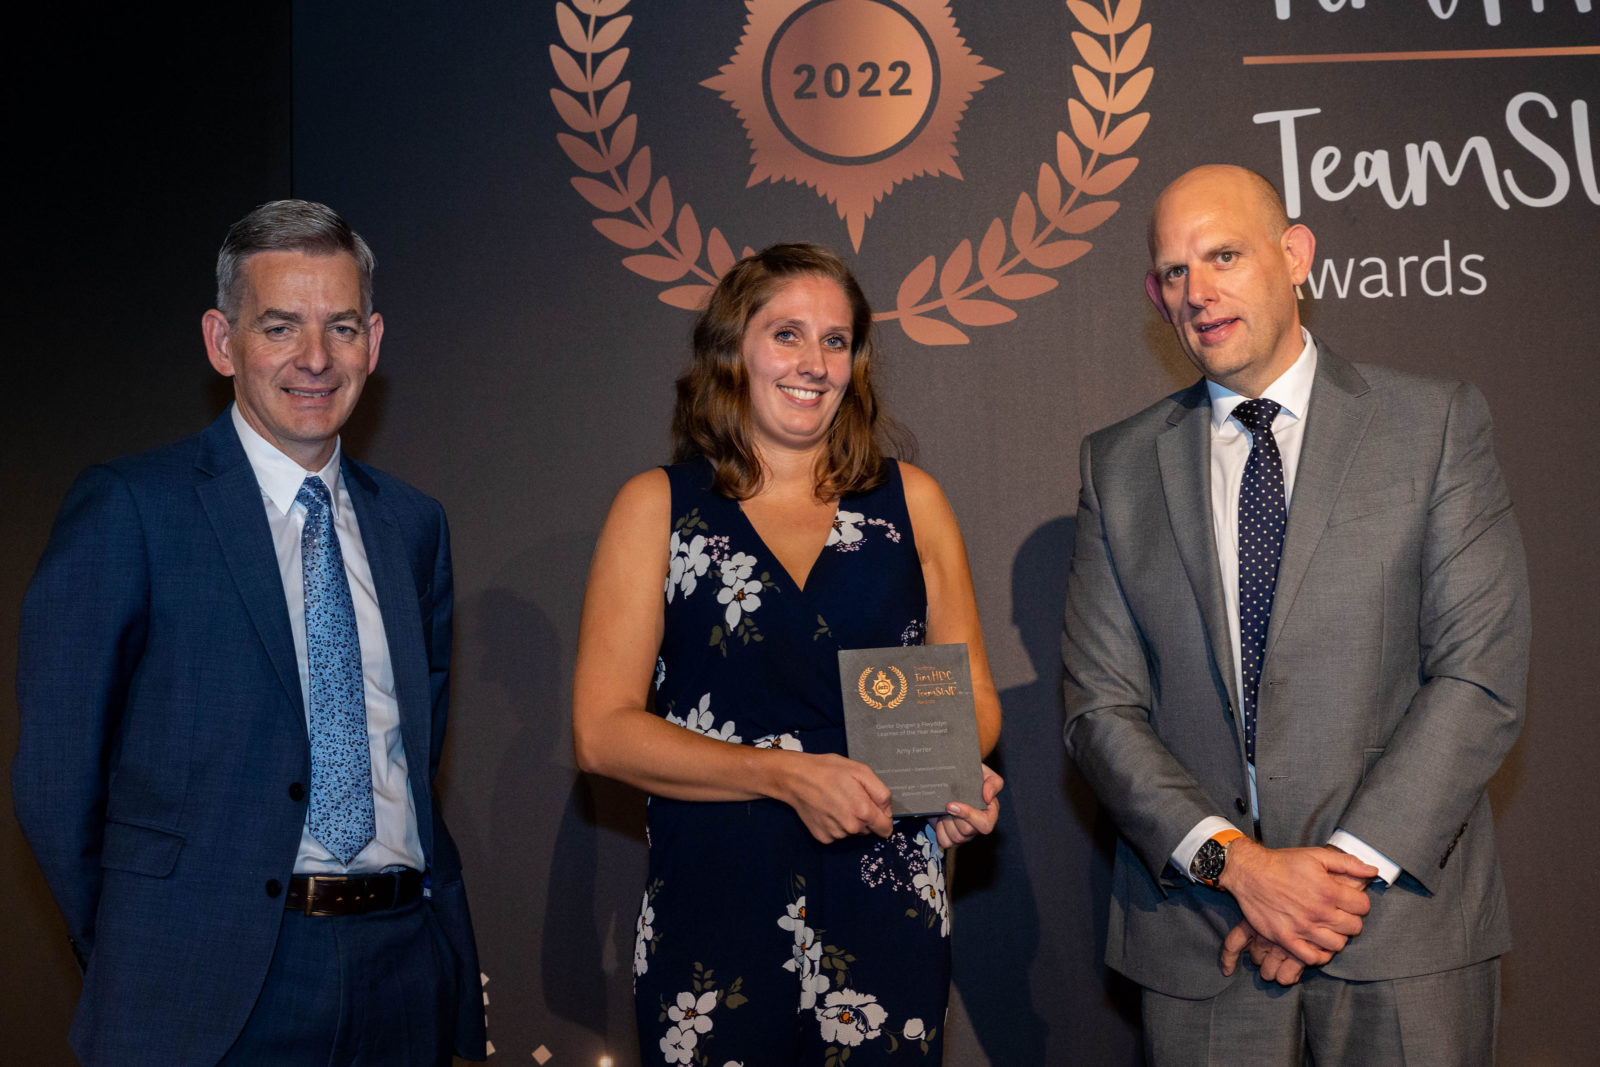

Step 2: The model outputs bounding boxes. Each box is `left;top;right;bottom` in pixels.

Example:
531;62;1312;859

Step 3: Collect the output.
671;243;911;501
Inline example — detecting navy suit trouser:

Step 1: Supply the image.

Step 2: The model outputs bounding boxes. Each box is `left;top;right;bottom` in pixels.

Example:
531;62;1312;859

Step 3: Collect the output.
218;896;459;1066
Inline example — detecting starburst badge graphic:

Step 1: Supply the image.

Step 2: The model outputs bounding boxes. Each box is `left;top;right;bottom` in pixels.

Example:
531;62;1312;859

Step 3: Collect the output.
551;0;1152;344
703;0;999;250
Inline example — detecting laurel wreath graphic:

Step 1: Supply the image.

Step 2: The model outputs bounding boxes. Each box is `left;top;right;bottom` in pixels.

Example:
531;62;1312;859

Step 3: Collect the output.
857;666;908;710
550;0;1150;345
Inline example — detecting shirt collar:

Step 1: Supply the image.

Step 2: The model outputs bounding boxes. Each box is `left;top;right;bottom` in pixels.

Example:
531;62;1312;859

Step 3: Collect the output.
230;404;343;517
1207;327;1318;432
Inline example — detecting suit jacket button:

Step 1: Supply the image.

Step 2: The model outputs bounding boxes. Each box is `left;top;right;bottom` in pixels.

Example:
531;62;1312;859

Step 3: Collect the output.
288;782;305;802
1235;797;1248;815
265;879;282;898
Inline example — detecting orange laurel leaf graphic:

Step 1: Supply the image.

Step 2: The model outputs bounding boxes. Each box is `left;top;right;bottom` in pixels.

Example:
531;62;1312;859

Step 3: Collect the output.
1110;0;1142;35
549;0;734;307
593;217;656;249
558;132;608;173
879;0;1152;345
1066;1;1112;36
900;315;971;345
623;253;692;282
660;284;714;311
552;0;1151;345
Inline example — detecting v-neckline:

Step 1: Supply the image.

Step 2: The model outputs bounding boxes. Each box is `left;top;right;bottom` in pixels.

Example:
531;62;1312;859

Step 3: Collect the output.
734;499;837;596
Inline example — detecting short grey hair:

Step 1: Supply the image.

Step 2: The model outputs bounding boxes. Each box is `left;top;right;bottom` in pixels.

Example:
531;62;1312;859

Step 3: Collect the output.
215;200;376;323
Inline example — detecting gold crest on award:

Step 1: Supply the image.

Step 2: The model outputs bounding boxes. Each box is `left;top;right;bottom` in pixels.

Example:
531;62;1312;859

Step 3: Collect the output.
856;665;908;710
703;0;999;250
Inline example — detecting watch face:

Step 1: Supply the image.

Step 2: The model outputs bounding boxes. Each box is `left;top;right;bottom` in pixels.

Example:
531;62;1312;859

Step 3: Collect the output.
1192;839;1227;884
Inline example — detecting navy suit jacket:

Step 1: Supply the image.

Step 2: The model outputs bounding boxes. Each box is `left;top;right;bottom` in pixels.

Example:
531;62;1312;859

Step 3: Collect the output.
14;410;487;1064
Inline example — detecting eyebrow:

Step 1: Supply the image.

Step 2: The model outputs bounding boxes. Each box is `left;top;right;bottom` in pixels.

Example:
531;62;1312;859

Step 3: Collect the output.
252;307;363;327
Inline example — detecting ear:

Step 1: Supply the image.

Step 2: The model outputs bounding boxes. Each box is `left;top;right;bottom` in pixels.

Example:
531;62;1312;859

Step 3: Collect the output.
1143;271;1173;323
1282;223;1316;285
365;312;384;374
201;309;236;377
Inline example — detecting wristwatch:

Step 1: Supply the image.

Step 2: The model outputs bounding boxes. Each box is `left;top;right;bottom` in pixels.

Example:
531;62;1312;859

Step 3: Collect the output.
1190;828;1245;888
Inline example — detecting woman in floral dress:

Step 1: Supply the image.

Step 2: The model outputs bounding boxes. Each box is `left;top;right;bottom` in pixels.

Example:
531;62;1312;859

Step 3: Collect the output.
573;244;1003;1065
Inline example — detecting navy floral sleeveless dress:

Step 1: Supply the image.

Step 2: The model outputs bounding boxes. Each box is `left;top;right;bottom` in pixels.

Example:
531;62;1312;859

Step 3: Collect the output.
633;458;952;1065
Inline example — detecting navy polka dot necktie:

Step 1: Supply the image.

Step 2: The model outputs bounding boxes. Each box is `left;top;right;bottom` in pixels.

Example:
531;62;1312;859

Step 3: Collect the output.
1234;398;1286;765
298;476;375;865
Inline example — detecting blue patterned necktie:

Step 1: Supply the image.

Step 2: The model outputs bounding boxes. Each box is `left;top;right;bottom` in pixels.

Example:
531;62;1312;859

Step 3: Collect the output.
1234;398;1286;765
298;475;375;865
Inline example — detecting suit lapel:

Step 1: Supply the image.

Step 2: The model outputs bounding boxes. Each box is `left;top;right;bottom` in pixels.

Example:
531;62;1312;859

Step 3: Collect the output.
1156;385;1241;715
343;459;435;856
1265;345;1374;657
194;413;305;722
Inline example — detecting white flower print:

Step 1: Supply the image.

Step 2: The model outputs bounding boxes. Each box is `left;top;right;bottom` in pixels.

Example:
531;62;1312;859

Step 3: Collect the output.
916;823;941;863
654;656;666;691
659;1023;697;1064
666;532;712;603
827;509;865;548
717;576;763;630
778;897;830;1011
720;551;758;585
785;931;828;1006
777;897;809;935
671;693;742;744
903;1017;926;1040
798;964;830;1012
913;868;950;937
753;732;803;751
632;892;655;977
816;989;888;1046
668;990;717;1036
915;825;952;936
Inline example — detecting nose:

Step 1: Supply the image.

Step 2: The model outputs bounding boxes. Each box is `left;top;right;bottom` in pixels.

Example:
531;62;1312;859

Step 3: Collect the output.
296;329;331;373
795;339;828;379
1186;266;1217;308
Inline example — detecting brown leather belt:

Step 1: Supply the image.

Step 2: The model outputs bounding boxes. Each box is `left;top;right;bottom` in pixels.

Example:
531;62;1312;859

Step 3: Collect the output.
285;869;424;916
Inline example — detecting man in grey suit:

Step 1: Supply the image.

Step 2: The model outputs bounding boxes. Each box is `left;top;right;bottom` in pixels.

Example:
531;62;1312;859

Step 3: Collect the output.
1063;164;1528;1064
14;201;485;1064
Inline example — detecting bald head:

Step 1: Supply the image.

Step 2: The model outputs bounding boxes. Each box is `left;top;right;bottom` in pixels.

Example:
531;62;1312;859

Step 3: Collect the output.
1142;163;1316;397
1148;165;1290;260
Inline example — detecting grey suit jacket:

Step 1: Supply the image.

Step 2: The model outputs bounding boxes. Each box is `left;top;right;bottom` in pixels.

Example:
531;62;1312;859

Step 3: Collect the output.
1063;344;1529;998
14;411;487;1064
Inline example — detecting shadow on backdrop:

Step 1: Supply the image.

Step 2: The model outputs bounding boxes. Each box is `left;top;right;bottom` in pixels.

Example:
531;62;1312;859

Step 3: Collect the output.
466;569;645;1059
952;515;1142;1066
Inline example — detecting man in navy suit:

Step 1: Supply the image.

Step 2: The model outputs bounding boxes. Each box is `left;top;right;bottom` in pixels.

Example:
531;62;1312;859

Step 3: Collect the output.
14;200;487;1065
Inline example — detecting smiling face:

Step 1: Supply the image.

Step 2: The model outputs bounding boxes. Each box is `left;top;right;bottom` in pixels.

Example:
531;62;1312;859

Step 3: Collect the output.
202;250;382;470
1144;166;1314;398
740;273;854;456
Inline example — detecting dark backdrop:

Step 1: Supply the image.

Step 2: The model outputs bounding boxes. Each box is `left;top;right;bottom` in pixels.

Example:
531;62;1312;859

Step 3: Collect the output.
6;2;1596;1064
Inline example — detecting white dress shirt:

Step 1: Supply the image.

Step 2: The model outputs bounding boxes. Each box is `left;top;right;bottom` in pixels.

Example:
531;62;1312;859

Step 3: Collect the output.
231;405;425;875
1170;333;1401;885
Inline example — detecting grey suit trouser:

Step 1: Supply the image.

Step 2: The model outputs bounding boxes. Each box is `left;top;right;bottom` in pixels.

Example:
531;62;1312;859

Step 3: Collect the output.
1141;956;1499;1067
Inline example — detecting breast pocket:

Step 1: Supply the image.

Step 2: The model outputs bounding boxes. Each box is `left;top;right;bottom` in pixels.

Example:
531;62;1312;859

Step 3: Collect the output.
1327;480;1416;527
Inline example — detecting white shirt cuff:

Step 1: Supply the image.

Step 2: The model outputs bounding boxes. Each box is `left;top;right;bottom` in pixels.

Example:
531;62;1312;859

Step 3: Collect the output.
1173;816;1240;883
1328;829;1401;885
